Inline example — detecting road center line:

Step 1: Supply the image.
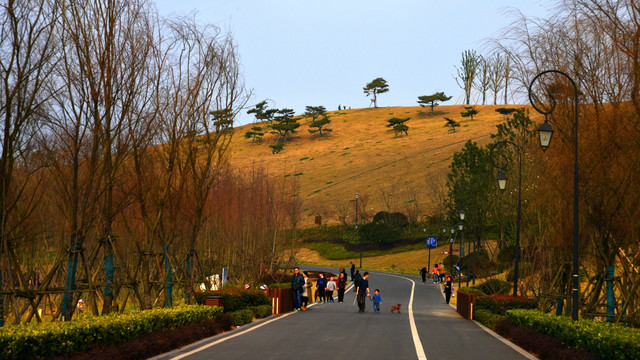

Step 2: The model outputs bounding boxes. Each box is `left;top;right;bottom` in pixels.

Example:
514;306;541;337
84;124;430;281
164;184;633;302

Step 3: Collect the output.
379;273;427;360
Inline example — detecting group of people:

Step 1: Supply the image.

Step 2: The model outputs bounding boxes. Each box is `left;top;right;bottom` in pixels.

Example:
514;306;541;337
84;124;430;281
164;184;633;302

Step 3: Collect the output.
291;267;350;311
430;263;446;283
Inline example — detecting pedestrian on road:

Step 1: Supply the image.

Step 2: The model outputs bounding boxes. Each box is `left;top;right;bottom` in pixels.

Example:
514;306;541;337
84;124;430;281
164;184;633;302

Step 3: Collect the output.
443;275;454;305
291;267;305;311
337;272;347;303
431;265;439;283
326;276;336;302
350;262;356;281
316;272;327;303
339;267;348;283
438;263;445;283
420;266;428;284
372;289;382;313
356;271;370;313
353;270;362;293
301;271;312;310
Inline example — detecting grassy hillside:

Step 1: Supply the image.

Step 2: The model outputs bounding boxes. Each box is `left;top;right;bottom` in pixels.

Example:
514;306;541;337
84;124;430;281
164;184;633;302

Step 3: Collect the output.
228;104;538;227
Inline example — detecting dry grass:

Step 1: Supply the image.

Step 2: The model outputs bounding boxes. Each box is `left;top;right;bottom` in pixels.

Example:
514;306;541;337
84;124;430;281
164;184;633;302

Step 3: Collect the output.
229;105;539;227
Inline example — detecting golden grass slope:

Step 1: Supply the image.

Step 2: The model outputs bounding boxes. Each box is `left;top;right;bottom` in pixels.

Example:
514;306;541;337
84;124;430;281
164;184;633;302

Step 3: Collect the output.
228;105;537;227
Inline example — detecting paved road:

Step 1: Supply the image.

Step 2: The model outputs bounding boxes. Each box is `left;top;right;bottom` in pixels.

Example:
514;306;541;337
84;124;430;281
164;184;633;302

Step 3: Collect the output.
153;267;535;360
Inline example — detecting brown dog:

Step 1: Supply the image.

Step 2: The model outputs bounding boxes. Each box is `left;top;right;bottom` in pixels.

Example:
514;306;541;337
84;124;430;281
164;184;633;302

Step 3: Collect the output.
391;304;401;314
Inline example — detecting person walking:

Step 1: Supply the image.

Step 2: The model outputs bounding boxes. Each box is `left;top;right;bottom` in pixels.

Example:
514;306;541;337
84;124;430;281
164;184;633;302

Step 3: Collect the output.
301;271;312;310
372;289;382;314
353;270;362;293
326;276;337;302
443;275;454;305
291;267;305;311
438;263;445;283
431;264;439;283
316;272;327;303
350;262;356;281
420;266;428;284
356;272;370;313
337;272;347;303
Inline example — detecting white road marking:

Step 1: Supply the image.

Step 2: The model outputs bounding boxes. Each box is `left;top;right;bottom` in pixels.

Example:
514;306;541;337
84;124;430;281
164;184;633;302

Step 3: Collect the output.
169;283;355;360
379;273;427;360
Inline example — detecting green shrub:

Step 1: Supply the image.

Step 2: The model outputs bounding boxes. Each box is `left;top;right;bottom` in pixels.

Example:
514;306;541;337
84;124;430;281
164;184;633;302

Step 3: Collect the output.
265;282;290;289
457;286;485;295
474;278;511;295
496;245;515;272
229;309;254;326
507;309;640;360
474;309;506;330
248;305;272;319
359;222;402;244
443;255;459;270
0;305;222;360
474;295;537;315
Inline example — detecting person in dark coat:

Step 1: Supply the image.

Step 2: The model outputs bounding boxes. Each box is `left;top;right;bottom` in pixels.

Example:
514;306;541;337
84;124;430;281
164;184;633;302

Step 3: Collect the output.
337;272;347;303
356;272;370;313
420;266;428;284
443;275;454;304
350;262;356;281
291;267;305;311
316;272;327;303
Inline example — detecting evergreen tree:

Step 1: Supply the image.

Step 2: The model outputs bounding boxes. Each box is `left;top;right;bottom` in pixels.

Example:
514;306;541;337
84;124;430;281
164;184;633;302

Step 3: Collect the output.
244;125;265;143
304;105;327;122
308;114;332;137
495;107;517;119
444;117;460;132
461;106;479;121
363;77;389;108
269;141;284;154
269;108;299;144
247;100;277;125
417;92;452;112
386;117;410;137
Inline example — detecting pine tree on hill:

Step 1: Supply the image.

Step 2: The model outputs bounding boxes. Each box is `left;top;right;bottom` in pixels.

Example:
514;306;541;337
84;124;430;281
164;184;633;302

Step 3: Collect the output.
269;108;299;144
309;114;332;137
444;117;460;132
304;105;327;122
247;100;277;125
461;106;479;121
417;92;452;112
386;117;410;137
363;77;389;108
244;125;265;143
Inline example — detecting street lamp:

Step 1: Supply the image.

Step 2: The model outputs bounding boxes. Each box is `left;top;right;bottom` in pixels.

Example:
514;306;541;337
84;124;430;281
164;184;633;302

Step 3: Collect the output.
356;192;361;268
529;69;580;321
490;140;523;298
457;220;464;289
449;226;455;276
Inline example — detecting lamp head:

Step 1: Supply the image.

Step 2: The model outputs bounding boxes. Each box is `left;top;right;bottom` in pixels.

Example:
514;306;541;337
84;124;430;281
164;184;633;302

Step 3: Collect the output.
538;118;554;151
498;172;508;191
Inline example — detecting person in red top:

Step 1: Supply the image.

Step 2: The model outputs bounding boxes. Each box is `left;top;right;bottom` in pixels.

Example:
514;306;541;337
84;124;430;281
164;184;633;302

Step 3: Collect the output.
431;265;439;283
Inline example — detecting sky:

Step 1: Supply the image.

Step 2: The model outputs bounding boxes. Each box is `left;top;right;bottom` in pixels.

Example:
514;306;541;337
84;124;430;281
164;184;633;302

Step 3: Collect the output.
153;0;554;126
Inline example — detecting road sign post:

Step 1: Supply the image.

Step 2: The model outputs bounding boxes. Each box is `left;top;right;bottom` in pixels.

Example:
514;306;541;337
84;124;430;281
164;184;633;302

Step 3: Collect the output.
426;237;437;269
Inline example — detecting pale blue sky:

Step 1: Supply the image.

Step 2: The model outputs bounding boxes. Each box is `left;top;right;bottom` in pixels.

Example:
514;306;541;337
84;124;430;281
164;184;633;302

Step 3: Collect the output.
153;0;552;125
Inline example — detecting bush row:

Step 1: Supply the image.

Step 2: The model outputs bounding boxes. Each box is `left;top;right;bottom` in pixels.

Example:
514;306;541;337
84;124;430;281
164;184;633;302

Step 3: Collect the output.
474;295;537;315
474;309;506;330
506;309;640;360
0;305;222;360
194;289;270;312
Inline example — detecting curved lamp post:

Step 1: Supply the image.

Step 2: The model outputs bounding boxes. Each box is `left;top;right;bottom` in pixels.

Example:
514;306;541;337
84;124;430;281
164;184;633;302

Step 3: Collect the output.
528;69;579;321
457;220;464;289
490;140;523;298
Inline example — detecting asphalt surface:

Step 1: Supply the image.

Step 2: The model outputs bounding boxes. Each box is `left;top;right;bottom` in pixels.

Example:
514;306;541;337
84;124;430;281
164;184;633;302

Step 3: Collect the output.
152;266;536;360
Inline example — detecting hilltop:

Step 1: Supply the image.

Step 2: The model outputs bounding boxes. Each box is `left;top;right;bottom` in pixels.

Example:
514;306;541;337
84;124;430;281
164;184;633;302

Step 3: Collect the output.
228;105;537;227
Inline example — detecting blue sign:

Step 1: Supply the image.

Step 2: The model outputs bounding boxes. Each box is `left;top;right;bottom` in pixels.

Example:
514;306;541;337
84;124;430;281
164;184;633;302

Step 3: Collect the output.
426;236;437;248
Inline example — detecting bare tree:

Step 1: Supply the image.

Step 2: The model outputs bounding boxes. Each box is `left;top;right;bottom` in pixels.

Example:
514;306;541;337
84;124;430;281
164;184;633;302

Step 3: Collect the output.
474;56;491;105
488;53;506;105
454;49;482;105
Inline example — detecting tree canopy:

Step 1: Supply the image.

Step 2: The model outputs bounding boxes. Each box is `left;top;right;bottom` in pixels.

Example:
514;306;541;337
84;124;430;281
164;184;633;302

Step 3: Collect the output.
363;77;389;108
417;92;452;112
386;117;410;137
444;117;460;132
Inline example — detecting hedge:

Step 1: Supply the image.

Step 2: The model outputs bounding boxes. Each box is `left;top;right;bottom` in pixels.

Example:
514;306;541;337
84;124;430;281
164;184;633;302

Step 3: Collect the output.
474;309;506;330
229;309;255;326
474;295;537;315
457;286;485;295
506;309;640;360
0;305;222;360
473;278;511;295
